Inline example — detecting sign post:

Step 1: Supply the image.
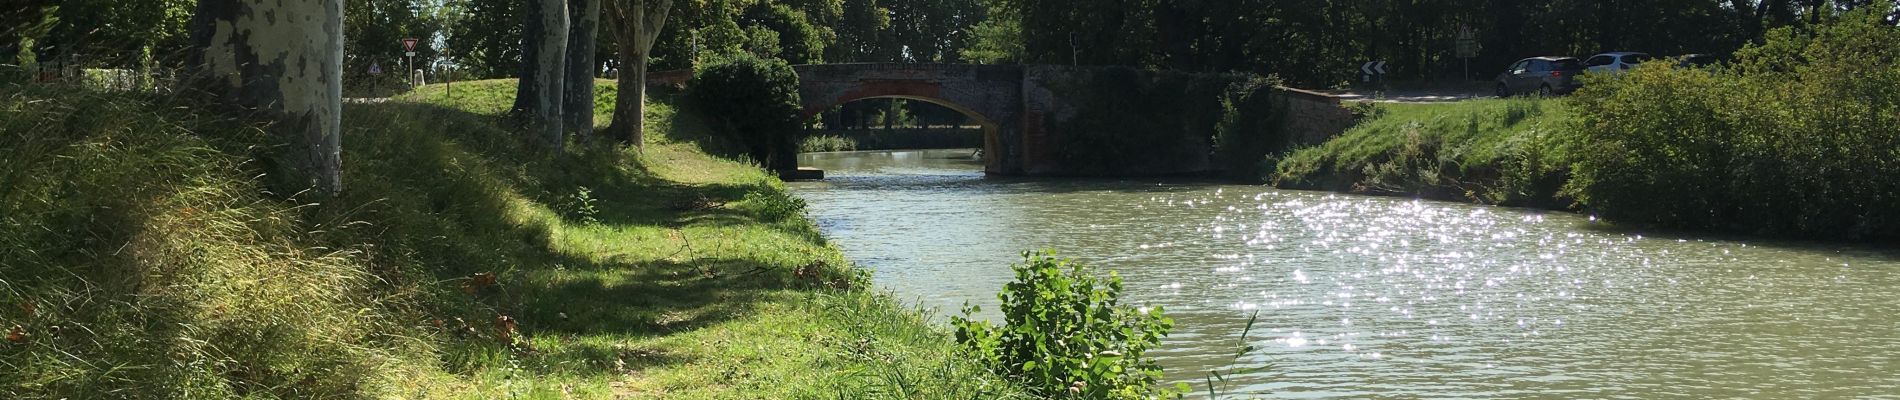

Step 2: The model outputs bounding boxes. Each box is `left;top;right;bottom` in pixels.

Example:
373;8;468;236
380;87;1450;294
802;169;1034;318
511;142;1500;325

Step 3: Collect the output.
368;62;384;95
402;38;420;86
1455;26;1479;80
1360;60;1388;95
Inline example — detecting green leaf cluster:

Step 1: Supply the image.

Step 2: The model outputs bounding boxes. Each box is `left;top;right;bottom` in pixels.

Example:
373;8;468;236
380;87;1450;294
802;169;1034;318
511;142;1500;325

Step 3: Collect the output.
953;251;1185;399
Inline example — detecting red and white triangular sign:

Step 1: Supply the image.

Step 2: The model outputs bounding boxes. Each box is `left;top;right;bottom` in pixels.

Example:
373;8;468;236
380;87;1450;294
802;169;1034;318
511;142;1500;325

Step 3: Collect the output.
402;38;420;52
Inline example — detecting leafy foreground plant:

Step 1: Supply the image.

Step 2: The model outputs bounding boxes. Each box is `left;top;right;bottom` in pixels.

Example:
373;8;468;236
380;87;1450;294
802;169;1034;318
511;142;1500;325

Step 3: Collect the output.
954;251;1186;399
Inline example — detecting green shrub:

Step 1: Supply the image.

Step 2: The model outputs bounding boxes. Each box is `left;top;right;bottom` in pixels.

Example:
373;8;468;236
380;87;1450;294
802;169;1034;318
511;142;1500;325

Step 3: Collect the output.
557;185;601;224
799;135;859;152
738;182;810;223
1214;76;1289;182
685;54;805;170
953;251;1184;399
1565;4;1900;239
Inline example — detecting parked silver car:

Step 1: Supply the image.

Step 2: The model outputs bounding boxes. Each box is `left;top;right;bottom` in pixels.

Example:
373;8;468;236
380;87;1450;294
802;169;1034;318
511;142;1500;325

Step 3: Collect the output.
1495;57;1584;97
1583;52;1653;75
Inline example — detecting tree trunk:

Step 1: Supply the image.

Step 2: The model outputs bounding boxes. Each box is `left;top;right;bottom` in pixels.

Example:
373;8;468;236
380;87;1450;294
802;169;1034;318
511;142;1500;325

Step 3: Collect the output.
564;0;601;142
606;48;647;146
190;0;345;195
514;0;570;149
603;0;673;148
884;99;897;131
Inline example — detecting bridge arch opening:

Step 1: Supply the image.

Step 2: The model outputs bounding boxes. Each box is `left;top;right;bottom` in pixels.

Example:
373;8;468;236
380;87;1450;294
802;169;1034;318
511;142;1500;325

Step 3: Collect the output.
802;94;1003;173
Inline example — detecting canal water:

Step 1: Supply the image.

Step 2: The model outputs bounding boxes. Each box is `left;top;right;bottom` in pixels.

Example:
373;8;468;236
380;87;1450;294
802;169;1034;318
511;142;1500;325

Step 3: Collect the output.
788;149;1900;398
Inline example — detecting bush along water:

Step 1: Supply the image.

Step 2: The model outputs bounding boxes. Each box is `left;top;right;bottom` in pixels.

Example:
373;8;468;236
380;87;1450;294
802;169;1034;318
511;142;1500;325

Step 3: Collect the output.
685;54;806;170
953;251;1186;399
1565;3;1900;240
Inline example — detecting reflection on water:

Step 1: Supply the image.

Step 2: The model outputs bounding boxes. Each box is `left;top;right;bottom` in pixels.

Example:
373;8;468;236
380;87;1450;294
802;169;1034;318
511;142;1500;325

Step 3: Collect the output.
790;149;1900;398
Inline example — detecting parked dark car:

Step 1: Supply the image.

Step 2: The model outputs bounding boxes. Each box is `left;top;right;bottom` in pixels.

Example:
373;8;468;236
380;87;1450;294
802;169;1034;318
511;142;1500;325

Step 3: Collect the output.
1676;54;1721;68
1495;57;1584;97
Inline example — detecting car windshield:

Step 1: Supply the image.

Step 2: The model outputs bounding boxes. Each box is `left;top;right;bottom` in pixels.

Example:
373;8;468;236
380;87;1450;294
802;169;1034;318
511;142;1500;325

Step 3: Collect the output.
1551;59;1582;70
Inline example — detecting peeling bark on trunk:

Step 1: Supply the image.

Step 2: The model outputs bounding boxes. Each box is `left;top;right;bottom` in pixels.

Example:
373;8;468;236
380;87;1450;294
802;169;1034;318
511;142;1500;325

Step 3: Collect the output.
607;48;648;146
189;0;345;195
564;0;601;142
514;0;570;149
604;0;673;148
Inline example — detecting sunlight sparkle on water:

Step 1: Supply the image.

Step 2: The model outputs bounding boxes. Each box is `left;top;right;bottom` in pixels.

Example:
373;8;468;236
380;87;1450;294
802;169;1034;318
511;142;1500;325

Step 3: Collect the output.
790;150;1900;398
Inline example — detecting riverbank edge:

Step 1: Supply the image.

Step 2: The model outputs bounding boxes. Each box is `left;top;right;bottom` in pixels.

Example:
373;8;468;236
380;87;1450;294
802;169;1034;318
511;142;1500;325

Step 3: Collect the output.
801;128;985;153
0;80;1030;398
1270;98;1574;208
1267;98;1897;244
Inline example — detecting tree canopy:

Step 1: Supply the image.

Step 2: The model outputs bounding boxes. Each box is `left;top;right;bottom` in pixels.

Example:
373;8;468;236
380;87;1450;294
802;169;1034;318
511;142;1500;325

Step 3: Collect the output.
972;0;1900;86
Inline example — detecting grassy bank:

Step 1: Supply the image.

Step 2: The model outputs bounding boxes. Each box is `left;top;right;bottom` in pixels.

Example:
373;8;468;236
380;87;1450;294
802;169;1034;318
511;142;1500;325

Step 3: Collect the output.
1;80;1026;398
1271;98;1575;207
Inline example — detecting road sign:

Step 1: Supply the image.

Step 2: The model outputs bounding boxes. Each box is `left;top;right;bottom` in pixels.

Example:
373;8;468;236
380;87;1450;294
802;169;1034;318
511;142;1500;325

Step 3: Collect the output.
402;38;420;52
406;51;417;57
1455;25;1479;58
368;62;383;75
1361;61;1388;76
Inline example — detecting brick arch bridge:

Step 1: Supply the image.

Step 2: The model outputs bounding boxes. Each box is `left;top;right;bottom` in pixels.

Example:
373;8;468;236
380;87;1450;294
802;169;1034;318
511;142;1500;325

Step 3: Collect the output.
648;63;1356;176
792;64;1027;174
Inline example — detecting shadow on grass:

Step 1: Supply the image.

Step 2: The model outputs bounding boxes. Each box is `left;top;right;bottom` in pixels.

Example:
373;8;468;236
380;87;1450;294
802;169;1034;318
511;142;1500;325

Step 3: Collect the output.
515;257;797;336
324;97;841;381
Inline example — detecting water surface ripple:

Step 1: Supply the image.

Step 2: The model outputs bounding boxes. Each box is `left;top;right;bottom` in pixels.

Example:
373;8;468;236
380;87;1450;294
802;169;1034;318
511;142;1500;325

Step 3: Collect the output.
790;149;1900;398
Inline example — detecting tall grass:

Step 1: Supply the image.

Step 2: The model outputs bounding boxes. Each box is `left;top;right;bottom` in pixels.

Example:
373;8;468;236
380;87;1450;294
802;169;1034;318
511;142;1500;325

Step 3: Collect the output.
2;79;1027;398
1;84;422;397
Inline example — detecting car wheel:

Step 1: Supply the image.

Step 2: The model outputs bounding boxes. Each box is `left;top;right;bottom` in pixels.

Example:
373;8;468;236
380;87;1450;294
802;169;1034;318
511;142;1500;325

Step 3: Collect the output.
1496;83;1511;98
1538;85;1554;97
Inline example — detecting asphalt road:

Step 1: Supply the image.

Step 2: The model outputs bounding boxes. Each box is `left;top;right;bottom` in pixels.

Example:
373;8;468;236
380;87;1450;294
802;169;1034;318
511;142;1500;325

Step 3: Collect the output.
1321;88;1496;103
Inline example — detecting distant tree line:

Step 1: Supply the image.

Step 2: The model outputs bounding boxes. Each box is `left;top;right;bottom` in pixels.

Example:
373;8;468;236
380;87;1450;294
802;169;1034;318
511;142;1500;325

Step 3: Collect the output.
13;0;1899;88
967;0;1900;86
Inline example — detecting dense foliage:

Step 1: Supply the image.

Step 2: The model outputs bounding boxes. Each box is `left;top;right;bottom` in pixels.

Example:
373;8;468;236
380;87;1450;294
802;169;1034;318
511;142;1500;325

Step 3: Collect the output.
1040;68;1288;177
1565;5;1900;239
954;251;1184;399
685;55;806;169
344;0;445;95
973;0;1900;86
1272;4;1900;240
1215;76;1292;181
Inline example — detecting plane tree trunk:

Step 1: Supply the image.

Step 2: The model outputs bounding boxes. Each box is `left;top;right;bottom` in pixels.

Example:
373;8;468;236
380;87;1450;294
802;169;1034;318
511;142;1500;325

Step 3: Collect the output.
514;0;570;149
189;0;345;195
564;0;601;142
603;0;673;148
